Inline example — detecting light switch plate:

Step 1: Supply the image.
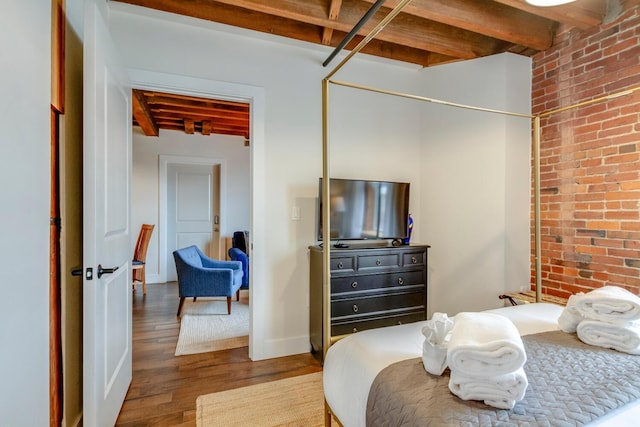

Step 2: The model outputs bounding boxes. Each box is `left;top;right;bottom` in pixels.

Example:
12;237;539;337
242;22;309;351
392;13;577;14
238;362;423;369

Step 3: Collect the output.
291;206;301;221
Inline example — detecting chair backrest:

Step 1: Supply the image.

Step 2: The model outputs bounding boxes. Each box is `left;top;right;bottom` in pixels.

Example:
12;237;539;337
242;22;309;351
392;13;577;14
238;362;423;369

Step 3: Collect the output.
232;230;249;253
173;245;203;268
133;224;154;262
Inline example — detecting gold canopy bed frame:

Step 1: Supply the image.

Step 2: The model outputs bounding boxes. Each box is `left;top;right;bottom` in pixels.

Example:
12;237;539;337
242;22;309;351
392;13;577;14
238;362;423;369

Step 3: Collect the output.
319;1;640;424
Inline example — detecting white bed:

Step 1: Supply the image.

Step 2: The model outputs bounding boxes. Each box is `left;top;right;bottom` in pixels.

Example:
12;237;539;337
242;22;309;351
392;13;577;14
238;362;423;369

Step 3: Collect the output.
323;303;640;426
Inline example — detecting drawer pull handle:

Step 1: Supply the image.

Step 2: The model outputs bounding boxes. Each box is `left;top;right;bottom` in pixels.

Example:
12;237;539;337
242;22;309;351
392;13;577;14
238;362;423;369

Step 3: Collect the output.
337;261;343;269
351;281;358;289
411;256;417;264
352;327;358;333
397;321;403;325
398;277;404;285
352;304;359;313
376;259;382;266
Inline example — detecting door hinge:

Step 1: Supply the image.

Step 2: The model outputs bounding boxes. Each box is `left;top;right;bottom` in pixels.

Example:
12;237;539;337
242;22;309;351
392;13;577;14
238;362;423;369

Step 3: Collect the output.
50;217;62;229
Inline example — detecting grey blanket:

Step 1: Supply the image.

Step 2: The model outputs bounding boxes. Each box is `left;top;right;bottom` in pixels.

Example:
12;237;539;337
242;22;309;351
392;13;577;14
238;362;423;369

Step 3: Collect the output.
366;331;640;426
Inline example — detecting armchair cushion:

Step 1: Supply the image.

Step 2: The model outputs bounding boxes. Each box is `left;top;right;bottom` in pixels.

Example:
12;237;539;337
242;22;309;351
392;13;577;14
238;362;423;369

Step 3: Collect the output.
228;247;249;289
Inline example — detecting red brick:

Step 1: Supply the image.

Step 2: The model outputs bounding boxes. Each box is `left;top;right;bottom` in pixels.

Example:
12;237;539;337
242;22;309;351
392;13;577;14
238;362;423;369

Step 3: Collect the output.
532;4;640;298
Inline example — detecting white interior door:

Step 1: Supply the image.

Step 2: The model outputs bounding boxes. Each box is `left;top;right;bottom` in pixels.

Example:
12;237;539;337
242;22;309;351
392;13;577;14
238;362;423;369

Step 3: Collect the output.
83;1;132;425
167;163;217;281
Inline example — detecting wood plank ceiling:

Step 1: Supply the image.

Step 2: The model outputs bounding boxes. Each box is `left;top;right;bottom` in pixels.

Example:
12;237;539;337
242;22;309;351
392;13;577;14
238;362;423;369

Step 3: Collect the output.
120;0;625;137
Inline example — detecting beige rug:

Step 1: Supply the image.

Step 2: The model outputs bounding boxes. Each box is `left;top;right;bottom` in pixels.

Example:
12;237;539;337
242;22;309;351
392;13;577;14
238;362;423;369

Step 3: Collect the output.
196;372;325;427
175;297;249;356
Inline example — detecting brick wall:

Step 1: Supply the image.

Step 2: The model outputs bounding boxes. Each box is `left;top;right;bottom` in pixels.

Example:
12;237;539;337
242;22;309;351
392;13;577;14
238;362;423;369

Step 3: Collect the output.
531;4;640;298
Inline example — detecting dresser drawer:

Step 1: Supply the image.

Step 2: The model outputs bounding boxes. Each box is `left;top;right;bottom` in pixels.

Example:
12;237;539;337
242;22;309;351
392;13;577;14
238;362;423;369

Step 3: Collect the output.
331;270;424;294
331;290;425;318
332;311;425;336
403;250;426;267
357;252;400;271
330;255;355;273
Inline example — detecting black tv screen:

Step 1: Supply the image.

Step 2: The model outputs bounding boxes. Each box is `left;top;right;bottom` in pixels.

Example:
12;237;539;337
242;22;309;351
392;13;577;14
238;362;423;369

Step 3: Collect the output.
317;178;410;241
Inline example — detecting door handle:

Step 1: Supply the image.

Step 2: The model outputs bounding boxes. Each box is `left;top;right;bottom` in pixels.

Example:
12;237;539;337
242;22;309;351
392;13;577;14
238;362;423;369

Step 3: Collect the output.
97;264;119;279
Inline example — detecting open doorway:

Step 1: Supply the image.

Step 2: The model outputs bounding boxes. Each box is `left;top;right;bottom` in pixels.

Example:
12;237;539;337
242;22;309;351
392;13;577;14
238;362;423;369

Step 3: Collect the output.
130;70;264;360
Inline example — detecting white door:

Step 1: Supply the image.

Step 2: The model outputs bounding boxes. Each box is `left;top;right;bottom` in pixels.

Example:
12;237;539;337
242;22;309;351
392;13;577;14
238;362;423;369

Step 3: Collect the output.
83;1;132;425
167;163;217;281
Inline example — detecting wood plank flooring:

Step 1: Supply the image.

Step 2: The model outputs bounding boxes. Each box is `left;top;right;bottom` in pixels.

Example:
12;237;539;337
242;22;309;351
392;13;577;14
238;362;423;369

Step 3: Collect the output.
116;282;322;426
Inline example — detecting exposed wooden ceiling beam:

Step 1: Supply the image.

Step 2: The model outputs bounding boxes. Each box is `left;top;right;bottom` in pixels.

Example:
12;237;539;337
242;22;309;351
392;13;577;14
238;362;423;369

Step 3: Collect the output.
363;0;555;51
152;112;249;124
145;97;249;114
151;107;248;120
202;120;212;135
322;0;343;45
142;91;250;109
493;0;606;30
132;89;159;137
184;118;195;134
158;123;247;137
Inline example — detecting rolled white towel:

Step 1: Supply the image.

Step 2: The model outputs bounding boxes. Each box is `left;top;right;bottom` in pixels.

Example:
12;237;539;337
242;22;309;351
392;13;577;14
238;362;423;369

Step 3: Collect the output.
558;293;585;333
421;312;453;376
447;312;526;377
576;319;640;355
448;368;528;410
422;340;448;376
575;286;640;322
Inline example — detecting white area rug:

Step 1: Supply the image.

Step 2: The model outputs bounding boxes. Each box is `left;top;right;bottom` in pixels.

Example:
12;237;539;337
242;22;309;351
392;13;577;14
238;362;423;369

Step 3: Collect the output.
175;297;249;356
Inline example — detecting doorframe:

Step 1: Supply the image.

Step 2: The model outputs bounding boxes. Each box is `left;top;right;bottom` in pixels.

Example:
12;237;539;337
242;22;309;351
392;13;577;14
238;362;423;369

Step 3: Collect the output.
128;69;266;360
160;156;225;282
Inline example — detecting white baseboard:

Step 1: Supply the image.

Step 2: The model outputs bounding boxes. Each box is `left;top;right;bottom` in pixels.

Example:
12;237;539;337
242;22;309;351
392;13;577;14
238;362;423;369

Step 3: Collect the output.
251;334;310;361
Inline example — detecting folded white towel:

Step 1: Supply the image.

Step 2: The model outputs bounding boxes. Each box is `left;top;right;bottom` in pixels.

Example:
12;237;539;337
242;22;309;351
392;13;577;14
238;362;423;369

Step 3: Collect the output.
575;286;640;322
447;312;526;377
448;368;528;410
421;312;454;376
558;293;585;333
576;319;640;355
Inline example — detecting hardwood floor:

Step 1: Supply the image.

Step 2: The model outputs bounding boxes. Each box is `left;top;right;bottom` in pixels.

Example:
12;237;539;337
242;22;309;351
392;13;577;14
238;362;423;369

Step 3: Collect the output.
116;282;322;426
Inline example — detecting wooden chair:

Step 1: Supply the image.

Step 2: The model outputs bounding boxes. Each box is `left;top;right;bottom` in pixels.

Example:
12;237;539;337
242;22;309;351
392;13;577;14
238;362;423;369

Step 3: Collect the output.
132;224;154;294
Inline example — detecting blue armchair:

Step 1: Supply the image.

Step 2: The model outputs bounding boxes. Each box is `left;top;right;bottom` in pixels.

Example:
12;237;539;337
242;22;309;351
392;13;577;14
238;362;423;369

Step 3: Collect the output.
228;247;249;290
173;245;243;316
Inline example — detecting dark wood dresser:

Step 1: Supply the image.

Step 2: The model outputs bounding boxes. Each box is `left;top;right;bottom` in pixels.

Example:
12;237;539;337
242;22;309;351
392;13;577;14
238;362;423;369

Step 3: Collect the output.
309;243;429;360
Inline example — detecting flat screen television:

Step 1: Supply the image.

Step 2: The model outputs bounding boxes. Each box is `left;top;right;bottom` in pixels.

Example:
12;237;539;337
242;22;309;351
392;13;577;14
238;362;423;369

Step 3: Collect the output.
317;178;410;241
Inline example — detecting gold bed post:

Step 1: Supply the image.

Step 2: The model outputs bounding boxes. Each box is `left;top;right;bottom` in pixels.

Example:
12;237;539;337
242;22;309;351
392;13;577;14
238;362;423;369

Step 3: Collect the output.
321;77;333;427
321;77;331;362
533;116;542;303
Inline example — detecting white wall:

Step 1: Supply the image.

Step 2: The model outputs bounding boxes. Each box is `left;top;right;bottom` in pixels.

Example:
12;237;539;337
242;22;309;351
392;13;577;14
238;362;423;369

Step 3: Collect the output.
417;53;532;315
132;129;250;283
109;3;531;359
0;1;51;425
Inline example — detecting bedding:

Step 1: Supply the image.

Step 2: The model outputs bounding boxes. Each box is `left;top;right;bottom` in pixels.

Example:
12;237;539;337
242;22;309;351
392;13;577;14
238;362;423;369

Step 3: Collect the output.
323;303;640;427
366;330;640;426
